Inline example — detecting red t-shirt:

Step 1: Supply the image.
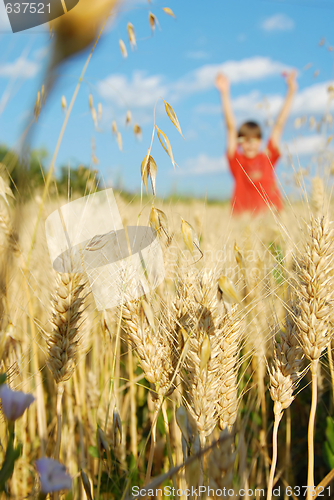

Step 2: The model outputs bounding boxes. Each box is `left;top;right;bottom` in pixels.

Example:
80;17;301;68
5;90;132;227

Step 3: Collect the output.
227;138;283;215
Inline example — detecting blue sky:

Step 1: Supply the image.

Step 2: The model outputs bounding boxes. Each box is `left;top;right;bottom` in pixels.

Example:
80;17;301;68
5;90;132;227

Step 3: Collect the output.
0;0;334;200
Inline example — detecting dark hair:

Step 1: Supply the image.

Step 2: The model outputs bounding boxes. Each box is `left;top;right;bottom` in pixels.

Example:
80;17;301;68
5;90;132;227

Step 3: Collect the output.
238;121;262;139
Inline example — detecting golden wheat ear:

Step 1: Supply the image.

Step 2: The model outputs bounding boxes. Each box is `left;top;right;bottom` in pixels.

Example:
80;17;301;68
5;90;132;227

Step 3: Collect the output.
46;272;86;384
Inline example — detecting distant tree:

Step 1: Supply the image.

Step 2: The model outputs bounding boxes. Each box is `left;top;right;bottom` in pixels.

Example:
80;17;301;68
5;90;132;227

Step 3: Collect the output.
56;164;100;196
0;144;101;198
0;144;47;196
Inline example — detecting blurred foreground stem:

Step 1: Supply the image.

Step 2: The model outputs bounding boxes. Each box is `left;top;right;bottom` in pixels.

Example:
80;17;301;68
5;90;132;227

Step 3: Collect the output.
27;14;109;268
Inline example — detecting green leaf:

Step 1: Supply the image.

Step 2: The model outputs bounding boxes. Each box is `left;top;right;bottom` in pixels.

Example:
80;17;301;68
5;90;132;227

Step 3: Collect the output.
127;452;139;485
166;407;173;424
0;436;22;492
250;411;262;426
88;446;99;459
325;417;334;455
157;412;165;436
323;441;334;470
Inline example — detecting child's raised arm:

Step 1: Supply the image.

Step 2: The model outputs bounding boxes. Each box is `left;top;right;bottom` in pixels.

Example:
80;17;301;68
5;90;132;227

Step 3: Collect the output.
215;72;237;157
271;70;298;149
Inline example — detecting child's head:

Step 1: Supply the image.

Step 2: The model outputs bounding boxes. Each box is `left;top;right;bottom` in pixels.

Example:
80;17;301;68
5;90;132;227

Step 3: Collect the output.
238;121;262;158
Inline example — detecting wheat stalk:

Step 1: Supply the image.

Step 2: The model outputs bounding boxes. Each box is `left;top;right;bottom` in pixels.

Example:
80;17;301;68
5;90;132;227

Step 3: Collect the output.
267;303;304;500
311;175;334;406
311;176;325;218
173;276;219;444
46;271;86;466
294;215;334;497
121;291;180;483
207;429;236;498
122;297;179;399
0;204;19;255
47;272;86;384
215;302;241;432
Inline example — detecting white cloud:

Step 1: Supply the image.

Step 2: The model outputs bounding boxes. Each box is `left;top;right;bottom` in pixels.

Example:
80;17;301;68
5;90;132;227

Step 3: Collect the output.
196;81;334;120
98;57;290;113
174;154;228;176
185;50;210;60
292;81;334;114
97;71;167;109
283;135;327;156
33;46;50;61
171;57;288;100
237;34;247;43
261;14;295;32
97;58;333;123
232;90;263;113
184;129;199;141
232;82;334;117
195;92;283;118
195;103;221;115
250;81;334;116
0;57;39;79
233;91;283;116
223;57;285;82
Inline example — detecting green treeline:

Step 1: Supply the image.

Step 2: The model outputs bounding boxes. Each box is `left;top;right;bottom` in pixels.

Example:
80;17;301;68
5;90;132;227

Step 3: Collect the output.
0;144;100;197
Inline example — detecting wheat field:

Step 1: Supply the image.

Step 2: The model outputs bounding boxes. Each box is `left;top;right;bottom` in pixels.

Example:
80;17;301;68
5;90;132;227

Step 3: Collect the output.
0;178;334;499
1;0;334;499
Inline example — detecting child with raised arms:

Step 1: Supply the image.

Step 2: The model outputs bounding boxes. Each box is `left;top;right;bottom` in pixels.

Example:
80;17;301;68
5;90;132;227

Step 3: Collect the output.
215;70;297;215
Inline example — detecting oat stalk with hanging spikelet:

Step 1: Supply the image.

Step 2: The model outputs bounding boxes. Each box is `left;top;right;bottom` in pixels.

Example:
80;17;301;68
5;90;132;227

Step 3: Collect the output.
294;215;334;498
49;0;120;76
267;304;304;500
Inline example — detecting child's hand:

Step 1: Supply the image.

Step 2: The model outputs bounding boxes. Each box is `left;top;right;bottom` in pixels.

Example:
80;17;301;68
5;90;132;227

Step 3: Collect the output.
283;70;298;93
215;72;230;94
